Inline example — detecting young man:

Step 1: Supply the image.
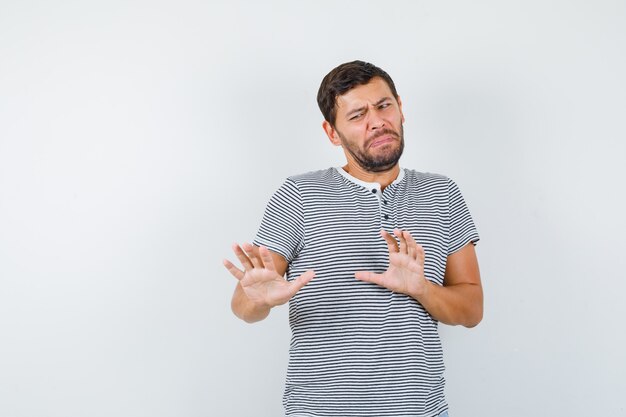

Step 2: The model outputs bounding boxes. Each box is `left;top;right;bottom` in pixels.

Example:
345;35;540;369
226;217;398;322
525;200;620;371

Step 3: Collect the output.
223;61;482;417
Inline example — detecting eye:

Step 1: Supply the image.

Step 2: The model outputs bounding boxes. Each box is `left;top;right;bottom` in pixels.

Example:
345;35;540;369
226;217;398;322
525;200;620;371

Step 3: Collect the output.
378;102;391;109
349;112;363;121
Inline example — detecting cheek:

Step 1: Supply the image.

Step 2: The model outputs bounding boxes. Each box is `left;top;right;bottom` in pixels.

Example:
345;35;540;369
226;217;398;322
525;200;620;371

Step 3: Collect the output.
337;124;366;143
389;112;403;125
347;128;368;146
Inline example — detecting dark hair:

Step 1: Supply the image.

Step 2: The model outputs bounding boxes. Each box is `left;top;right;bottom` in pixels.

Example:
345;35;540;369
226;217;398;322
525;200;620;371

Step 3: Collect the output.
317;60;399;126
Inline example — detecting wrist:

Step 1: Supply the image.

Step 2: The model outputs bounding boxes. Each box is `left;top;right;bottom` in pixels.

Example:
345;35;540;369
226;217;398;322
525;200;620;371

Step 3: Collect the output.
409;277;431;302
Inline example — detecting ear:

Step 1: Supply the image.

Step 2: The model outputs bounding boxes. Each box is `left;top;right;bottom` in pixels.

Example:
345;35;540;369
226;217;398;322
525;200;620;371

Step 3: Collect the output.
397;95;405;124
322;120;342;146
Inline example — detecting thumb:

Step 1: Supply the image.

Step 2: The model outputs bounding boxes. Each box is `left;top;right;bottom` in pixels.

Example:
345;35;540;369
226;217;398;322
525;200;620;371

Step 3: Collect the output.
355;271;385;286
289;270;315;293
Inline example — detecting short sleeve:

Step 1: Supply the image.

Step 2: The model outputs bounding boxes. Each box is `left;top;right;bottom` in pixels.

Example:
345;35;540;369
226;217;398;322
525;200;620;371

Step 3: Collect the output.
447;178;480;255
253;178;305;263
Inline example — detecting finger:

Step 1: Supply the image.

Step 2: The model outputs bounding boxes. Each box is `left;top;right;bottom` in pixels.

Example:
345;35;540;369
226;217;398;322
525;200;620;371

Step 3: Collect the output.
259;246;277;272
403;230;417;260
415;243;425;267
242;242;263;268
380;230;399;253
394;229;407;254
222;259;245;280
355;271;385;287
287;270;315;297
232;243;254;270
406;233;424;266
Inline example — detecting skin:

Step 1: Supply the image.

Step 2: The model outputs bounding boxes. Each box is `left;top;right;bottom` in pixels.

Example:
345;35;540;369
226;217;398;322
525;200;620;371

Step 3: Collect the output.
224;77;483;327
223;243;311;323
322;77;405;187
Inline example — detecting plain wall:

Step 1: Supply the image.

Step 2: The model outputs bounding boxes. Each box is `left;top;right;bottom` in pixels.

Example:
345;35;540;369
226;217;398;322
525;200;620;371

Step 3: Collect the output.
1;1;625;416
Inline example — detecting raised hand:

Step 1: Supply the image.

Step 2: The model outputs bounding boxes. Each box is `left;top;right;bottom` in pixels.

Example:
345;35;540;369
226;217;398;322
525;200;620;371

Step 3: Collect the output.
355;229;429;298
223;242;315;309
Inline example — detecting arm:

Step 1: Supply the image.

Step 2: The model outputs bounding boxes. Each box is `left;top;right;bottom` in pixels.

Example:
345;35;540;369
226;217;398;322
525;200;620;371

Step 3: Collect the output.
414;242;482;327
355;229;482;328
224;243;314;323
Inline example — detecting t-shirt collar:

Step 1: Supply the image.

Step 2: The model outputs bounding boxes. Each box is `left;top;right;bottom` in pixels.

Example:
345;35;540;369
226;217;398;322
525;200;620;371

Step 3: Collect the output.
335;166;405;192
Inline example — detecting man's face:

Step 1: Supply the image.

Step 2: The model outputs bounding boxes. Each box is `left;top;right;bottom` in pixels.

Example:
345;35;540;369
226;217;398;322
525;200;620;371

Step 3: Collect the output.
324;77;405;172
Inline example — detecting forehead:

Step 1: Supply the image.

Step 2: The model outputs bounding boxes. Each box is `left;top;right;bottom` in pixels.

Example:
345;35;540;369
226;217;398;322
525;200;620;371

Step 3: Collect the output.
335;77;395;112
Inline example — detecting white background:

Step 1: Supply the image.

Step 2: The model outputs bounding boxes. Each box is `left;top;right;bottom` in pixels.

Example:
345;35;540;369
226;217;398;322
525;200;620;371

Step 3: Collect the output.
1;1;625;416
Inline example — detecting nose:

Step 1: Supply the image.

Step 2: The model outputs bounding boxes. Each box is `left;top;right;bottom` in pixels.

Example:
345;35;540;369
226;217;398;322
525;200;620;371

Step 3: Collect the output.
368;108;385;130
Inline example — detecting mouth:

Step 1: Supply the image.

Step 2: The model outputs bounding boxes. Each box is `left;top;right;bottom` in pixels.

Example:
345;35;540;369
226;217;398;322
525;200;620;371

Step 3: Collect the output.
369;135;397;148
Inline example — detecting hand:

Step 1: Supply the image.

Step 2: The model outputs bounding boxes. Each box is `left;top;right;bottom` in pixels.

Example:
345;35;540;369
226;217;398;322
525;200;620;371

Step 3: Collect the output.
355;229;429;298
223;242;315;309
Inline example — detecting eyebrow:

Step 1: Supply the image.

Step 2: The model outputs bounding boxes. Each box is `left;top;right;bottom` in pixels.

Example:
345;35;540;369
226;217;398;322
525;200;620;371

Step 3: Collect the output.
345;97;393;119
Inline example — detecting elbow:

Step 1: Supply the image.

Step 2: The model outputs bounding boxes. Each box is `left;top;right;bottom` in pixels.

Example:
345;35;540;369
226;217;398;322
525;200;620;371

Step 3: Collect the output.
463;287;483;328
463;306;483;328
231;297;250;323
231;301;254;324
231;297;268;324
464;318;482;328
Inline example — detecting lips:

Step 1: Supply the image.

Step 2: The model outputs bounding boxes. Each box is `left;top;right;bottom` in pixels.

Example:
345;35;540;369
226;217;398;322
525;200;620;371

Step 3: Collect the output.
370;135;396;148
368;129;398;148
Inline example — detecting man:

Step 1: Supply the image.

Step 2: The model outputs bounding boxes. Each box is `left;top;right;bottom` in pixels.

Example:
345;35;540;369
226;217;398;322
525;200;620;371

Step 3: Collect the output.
223;61;482;417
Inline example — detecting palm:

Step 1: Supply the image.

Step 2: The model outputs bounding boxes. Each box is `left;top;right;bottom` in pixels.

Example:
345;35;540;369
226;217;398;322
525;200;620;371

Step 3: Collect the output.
240;267;295;307
380;252;421;292
355;229;427;298
224;242;314;308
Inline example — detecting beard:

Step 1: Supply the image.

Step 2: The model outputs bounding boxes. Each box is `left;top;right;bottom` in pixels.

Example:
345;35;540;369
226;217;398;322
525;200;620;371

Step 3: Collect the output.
337;125;405;173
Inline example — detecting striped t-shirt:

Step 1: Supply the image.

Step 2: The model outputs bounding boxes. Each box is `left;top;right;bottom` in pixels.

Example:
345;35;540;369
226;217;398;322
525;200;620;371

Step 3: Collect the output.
253;167;479;417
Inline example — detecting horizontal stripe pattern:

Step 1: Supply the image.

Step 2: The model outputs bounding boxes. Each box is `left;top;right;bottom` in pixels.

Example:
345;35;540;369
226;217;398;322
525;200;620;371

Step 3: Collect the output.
254;167;479;417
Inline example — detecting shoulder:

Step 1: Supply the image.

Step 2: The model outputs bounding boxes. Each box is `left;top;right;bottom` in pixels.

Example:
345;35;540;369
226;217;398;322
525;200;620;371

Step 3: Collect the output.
267;168;340;202
282;168;343;193
287;167;338;184
402;168;452;188
400;169;471;202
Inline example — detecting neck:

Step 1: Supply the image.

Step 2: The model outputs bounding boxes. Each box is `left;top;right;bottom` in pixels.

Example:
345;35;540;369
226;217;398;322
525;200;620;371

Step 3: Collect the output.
342;161;400;190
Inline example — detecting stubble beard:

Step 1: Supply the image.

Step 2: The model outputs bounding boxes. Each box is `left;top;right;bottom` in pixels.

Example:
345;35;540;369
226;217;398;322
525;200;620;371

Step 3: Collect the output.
338;125;405;173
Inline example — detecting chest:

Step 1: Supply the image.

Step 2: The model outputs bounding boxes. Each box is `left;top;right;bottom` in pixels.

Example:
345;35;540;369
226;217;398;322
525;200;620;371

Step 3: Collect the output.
294;187;450;284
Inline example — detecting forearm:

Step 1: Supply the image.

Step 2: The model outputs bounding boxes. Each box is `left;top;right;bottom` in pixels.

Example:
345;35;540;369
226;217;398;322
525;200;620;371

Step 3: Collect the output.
231;283;271;323
413;281;483;327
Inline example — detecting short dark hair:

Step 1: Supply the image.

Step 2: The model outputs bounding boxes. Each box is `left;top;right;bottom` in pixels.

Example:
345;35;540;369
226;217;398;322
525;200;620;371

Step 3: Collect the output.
317;60;399;126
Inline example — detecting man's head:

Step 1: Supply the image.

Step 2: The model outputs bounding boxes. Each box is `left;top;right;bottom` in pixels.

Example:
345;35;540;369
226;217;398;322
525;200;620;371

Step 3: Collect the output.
318;61;405;173
317;60;399;127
